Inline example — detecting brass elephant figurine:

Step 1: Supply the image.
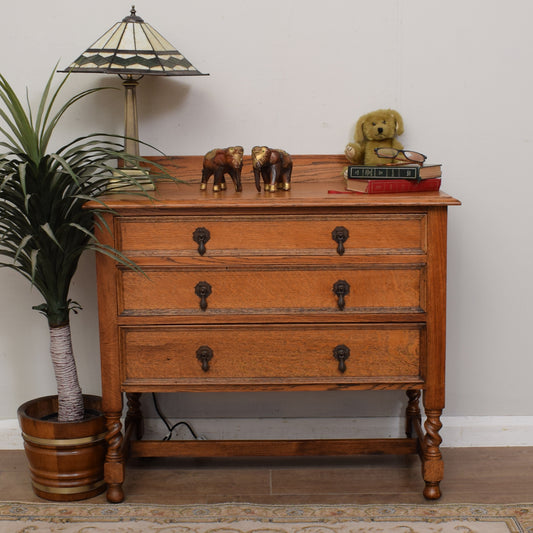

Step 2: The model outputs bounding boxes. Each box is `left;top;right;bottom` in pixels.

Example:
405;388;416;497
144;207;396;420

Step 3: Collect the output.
201;146;243;192
251;146;293;192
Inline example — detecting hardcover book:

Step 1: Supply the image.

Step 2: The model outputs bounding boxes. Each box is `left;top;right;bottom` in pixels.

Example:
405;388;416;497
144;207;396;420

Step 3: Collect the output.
344;177;442;194
345;164;442;180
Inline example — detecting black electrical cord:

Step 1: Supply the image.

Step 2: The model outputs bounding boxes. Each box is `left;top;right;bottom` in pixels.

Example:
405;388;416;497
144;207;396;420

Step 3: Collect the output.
151;393;200;441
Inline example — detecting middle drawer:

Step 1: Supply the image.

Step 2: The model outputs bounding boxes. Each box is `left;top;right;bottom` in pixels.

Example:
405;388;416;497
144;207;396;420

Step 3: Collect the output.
118;265;426;317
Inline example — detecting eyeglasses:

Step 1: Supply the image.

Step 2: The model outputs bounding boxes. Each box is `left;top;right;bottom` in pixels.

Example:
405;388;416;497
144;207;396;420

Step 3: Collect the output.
374;148;427;165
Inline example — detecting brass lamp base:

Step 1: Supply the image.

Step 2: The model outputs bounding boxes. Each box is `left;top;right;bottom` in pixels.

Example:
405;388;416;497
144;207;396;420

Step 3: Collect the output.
108;168;155;191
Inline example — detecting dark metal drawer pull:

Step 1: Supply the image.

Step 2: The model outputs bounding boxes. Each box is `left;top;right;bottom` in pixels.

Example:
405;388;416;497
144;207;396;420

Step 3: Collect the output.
333;344;351;373
194;281;212;311
332;279;350;310
192;227;210;256
331;226;349;255
196;345;213;372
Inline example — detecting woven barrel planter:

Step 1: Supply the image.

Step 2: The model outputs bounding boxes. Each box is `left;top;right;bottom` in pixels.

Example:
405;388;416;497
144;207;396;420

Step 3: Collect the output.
17;394;107;501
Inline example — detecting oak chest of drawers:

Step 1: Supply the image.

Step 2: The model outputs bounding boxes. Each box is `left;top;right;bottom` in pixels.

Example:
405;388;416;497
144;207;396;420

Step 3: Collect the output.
93;155;460;503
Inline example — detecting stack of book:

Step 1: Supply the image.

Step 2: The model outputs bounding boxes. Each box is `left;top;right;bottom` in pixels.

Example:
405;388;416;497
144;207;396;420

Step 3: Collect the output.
343;163;442;194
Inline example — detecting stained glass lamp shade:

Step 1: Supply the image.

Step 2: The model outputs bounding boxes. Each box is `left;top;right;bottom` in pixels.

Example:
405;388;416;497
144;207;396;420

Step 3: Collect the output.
60;6;207;163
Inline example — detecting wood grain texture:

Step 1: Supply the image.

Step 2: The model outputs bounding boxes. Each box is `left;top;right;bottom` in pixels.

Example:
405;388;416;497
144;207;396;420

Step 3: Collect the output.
129;438;419;458
86;155;461;212
118;266;425;316
2;447;533;504
120;324;422;383
117;213;428;256
91;155;459;502
17;396;106;501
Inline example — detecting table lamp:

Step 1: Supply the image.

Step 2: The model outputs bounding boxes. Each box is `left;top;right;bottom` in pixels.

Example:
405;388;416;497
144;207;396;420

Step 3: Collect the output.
60;6;207;183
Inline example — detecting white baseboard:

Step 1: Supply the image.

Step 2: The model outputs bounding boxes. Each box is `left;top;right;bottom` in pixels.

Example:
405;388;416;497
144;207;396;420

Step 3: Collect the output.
2;416;532;450
0;420;25;450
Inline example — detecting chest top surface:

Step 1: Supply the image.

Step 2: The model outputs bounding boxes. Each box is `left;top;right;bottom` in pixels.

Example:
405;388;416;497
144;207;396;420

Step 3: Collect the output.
90;155;460;214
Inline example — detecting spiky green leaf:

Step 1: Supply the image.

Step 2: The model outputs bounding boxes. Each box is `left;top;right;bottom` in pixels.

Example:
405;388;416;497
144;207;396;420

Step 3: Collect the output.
0;63;181;421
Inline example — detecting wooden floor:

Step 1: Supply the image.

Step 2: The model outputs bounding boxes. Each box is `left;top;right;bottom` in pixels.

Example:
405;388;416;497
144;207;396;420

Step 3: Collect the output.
1;447;532;505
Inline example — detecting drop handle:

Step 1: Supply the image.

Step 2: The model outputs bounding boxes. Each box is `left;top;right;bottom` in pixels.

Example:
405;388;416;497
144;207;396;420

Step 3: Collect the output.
333;344;351;373
331;226;349;255
196;345;214;372
195;281;212;311
192;227;211;256
332;280;350;310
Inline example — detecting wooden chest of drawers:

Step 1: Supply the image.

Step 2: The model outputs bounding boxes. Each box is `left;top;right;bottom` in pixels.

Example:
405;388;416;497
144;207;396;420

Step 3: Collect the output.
93;155;460;503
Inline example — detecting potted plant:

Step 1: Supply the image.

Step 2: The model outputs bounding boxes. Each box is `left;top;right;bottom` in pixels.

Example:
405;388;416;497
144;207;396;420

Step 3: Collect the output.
0;66;170;500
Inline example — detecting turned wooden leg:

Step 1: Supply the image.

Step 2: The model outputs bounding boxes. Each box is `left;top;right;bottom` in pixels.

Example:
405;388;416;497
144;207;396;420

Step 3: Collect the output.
104;413;125;503
422;408;444;500
125;392;144;440
405;389;421;438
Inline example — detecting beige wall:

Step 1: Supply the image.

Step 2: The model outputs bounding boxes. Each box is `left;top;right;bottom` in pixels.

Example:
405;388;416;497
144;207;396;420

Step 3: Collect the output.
1;1;532;436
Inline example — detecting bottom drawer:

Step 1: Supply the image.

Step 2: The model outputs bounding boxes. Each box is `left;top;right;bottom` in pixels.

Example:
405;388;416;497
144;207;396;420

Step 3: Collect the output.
121;324;424;387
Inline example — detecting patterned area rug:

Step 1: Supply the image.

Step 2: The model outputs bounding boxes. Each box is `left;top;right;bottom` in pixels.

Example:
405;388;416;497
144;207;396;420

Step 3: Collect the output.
0;502;532;532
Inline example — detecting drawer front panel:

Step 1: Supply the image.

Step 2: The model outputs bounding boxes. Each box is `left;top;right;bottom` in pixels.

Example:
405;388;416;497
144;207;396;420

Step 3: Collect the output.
117;214;427;257
118;266;425;316
121;324;423;382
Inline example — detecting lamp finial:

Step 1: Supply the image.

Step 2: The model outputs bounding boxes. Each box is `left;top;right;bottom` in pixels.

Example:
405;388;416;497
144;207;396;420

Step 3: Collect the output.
122;5;143;23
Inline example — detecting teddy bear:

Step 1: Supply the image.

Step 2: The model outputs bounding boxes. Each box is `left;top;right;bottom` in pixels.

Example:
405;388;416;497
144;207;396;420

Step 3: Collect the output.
344;109;404;166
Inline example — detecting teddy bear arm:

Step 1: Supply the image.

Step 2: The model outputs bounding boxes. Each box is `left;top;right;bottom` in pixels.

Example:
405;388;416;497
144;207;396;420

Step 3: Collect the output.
344;142;363;164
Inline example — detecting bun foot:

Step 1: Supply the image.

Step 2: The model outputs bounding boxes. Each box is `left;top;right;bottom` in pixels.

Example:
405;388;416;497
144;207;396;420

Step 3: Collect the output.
106;484;124;503
423;481;441;500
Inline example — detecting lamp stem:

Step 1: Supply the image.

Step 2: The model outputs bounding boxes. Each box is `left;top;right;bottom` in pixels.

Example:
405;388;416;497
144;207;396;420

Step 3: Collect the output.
122;75;140;166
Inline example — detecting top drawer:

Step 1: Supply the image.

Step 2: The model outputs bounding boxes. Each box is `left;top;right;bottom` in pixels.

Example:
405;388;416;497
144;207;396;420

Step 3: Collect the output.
116;214;427;257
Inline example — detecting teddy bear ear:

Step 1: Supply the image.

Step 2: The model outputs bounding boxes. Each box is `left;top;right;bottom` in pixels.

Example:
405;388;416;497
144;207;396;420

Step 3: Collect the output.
354;113;368;142
390;109;404;136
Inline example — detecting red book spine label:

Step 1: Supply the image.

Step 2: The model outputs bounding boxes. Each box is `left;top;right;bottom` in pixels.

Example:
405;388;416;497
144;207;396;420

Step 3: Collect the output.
366;178;441;193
